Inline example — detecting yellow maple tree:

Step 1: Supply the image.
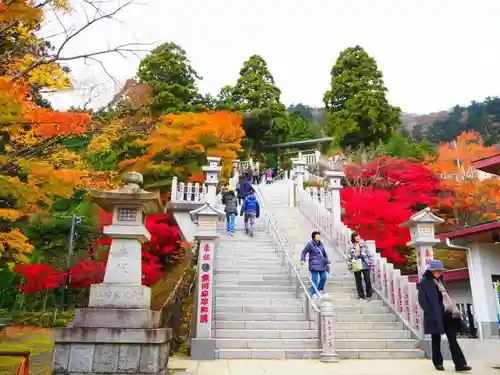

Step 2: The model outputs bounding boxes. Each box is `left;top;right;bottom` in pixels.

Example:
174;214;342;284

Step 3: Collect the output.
119;111;245;180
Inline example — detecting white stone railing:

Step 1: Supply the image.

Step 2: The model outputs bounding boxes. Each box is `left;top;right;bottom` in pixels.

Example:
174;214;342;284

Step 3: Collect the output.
171;177;207;203
297;187;424;339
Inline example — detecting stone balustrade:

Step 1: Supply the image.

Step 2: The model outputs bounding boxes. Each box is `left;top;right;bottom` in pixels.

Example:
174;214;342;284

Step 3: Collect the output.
295;173;426;340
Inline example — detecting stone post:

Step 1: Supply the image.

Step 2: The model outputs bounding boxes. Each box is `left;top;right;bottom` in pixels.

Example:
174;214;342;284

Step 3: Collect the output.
202;156;221;205
400;207;445;278
189;203;225;360
318;296;339;363
294;159;307;191
232;159;240;179
324;170;344;228
52;172;171;375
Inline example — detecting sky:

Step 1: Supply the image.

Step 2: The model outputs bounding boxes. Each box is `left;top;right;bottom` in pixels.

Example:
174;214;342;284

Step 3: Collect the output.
45;0;500;114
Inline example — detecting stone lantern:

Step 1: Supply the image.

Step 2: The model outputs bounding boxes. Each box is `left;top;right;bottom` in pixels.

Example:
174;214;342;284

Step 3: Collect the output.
52;172;171;375
202;156;221;205
293;158;307;191
400;207;444;277
324;170;344;227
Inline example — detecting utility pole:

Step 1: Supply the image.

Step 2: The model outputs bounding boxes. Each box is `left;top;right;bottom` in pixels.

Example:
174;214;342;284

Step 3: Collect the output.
63;214;82;311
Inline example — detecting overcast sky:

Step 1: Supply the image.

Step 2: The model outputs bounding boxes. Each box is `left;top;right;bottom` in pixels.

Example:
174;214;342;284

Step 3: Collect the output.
45;0;500;114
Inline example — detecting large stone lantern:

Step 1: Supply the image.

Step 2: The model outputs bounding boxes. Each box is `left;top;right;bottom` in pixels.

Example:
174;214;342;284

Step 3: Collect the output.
400;207;444;277
52;172;171;375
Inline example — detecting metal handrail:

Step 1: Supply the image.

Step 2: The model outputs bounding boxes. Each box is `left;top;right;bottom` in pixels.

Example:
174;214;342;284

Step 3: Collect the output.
255;186;320;314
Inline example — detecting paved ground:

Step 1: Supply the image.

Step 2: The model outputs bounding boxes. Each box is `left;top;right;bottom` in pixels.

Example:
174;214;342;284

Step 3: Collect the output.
169;357;499;375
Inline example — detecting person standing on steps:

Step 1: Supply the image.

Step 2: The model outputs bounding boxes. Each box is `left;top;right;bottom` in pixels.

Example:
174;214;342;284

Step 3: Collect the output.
300;231;330;299
418;260;471;373
348;232;374;300
239;188;260;236
236;173;252;206
221;185;238;236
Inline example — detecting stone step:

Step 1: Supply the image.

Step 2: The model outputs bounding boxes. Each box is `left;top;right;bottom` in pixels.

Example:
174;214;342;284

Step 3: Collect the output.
215;290;297;299
215;312;306;321
215;305;303;314
215;254;279;261
214;320;316;330
215;263;286;271
215;329;318;339
215;285;295;293
215;338;319;349
214;348;425;359
215;297;301;306
214;329;411;340
332;313;397;322
217;246;277;252
215;274;291;284
215;269;289;276
214;320;405;331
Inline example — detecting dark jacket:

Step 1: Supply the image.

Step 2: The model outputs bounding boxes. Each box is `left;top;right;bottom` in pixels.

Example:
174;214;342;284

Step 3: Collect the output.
301;240;330;272
222;191;238;214
418;273;446;335
240;195;260;217
237;178;252;199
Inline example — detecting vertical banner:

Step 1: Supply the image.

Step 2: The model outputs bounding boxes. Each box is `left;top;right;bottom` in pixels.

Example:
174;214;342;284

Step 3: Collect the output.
196;240;214;338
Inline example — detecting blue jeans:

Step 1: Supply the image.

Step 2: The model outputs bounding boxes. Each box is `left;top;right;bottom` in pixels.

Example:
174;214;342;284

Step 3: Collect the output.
311;271;327;295
226;213;235;233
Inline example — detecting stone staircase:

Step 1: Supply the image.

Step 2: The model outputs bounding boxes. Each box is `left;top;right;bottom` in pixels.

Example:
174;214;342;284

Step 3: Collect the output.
256;180;425;359
214;219;320;359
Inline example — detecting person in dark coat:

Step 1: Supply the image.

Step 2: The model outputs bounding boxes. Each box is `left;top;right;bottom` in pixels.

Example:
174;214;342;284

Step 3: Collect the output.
236;174;252;205
300;231;330;299
221;185;238;236
239;188;260;236
418;259;471;372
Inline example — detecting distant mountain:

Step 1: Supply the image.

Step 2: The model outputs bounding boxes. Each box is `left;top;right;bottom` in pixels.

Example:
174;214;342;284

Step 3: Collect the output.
400;111;449;133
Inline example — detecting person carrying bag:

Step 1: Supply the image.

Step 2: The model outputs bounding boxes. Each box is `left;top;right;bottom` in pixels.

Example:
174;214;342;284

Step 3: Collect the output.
347;231;374;300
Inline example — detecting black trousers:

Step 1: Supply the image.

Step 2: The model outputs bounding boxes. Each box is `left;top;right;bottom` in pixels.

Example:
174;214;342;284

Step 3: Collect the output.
431;315;467;368
354;269;372;298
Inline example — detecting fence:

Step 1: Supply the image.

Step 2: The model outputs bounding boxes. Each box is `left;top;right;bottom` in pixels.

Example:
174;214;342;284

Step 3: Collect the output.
297;186;424;339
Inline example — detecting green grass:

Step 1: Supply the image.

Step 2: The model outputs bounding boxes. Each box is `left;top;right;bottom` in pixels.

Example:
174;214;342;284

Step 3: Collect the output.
0;328;54;374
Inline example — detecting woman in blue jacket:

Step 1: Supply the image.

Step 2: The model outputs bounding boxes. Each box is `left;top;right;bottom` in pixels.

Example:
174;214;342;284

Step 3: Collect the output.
301;231;330;299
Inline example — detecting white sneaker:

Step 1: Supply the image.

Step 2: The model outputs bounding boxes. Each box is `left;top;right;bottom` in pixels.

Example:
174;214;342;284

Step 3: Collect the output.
322;292;329;297
312;294;318;300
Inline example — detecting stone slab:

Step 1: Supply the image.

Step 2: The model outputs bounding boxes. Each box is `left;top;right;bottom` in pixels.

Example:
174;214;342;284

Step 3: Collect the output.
89;283;151;309
190;338;216;360
53;342;170;374
53;327;171;344
72;308;161;328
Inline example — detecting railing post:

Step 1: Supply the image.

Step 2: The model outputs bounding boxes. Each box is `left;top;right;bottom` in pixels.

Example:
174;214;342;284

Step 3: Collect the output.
318;296;339;363
171;176;178;202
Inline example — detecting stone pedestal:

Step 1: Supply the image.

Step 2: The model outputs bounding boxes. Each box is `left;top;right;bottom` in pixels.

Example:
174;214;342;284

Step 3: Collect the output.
52;172;171;375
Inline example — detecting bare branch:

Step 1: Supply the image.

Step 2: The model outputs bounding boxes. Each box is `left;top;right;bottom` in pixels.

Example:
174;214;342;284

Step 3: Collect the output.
11;0;155;81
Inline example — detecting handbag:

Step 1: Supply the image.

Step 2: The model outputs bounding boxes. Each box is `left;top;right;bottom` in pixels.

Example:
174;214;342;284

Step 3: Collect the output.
349;258;363;273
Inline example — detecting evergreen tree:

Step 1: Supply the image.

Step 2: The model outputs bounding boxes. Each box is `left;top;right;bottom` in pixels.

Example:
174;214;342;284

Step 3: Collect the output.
323;46;401;149
137;42;203;114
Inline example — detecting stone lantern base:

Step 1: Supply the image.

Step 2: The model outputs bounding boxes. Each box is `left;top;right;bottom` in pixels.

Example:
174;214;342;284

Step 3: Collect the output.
52;308;171;374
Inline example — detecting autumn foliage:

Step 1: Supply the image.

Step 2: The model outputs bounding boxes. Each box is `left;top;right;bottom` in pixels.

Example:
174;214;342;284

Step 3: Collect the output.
341;157;442;264
426;131;500;226
120;111;245;180
13;210;185;293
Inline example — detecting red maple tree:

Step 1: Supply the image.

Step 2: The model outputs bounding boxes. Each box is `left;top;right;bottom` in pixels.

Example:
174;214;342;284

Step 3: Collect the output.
341;157;442;264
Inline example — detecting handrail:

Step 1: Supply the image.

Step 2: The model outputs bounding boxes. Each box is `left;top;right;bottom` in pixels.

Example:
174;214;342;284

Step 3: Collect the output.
255;185;320;315
297;188;423;339
270;170;285;182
